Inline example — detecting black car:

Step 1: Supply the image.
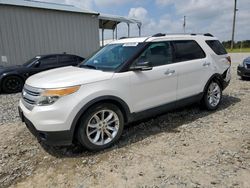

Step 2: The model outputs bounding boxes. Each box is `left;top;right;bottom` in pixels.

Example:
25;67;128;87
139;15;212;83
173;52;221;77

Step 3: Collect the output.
237;57;250;80
0;54;84;93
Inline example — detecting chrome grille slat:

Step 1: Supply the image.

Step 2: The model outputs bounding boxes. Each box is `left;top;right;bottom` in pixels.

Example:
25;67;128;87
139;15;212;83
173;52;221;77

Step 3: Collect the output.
23;88;40;96
23;97;36;105
22;84;43;110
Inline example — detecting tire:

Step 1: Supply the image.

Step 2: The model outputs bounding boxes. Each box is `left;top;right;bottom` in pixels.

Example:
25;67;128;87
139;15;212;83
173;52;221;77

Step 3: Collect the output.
2;76;24;93
77;103;124;151
202;80;222;111
241;76;246;80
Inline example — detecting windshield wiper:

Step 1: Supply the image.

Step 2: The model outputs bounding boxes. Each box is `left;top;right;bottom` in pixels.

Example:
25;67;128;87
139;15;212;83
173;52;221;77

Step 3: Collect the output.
80;64;97;70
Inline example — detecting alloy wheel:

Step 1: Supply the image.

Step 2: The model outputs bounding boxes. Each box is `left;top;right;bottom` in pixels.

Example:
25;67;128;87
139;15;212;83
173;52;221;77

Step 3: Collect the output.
86;110;120;146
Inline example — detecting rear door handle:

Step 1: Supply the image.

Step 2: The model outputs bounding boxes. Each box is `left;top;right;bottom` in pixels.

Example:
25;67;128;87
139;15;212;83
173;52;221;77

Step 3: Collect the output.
203;62;211;66
164;69;175;75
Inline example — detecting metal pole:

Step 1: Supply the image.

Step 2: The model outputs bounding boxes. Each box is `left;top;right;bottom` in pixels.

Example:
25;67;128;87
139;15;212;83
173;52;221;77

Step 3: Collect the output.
183;16;186;33
138;24;141;37
115;22;118;39
231;0;237;50
102;28;104;46
127;23;130;37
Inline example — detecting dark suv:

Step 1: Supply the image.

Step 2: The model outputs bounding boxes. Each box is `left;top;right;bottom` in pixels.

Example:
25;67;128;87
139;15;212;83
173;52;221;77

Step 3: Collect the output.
0;54;84;93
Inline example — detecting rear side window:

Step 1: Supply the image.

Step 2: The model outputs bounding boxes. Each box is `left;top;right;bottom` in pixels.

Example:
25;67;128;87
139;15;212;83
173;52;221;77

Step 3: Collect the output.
40;56;57;66
206;40;227;55
172;40;206;62
58;55;77;63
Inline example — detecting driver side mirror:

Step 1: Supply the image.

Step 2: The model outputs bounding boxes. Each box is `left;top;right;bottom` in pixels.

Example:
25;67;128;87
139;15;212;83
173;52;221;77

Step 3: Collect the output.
33;61;40;68
130;61;153;71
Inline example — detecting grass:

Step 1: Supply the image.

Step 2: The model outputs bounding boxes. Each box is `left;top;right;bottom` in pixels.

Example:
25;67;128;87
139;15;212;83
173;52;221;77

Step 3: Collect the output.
226;48;250;53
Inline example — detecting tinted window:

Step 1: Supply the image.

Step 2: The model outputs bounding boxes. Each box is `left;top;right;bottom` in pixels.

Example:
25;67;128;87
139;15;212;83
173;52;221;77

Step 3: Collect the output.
173;40;206;62
59;55;77;64
206;40;227;55
40;56;57;66
135;42;173;67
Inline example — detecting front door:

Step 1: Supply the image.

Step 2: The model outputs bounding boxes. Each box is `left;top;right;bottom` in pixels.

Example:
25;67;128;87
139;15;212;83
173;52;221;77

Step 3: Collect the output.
129;42;178;113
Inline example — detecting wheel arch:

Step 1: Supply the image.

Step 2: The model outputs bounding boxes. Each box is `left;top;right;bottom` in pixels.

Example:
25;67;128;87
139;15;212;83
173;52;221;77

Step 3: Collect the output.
70;95;131;141
203;73;224;93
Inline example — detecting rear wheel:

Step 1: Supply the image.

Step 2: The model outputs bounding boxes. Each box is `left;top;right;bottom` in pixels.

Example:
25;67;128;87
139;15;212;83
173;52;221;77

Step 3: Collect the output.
202;81;222;110
77;103;124;151
2;76;24;93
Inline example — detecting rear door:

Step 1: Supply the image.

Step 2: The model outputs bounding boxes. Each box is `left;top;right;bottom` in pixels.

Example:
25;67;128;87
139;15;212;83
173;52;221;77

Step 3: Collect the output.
129;41;178;112
58;55;78;67
172;40;213;100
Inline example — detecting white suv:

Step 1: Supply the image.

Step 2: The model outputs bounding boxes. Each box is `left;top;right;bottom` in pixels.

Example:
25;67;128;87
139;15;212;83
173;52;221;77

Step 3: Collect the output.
18;33;231;151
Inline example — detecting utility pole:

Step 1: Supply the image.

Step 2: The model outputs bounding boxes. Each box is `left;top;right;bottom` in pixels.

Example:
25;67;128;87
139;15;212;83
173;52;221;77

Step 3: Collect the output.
183;16;186;33
231;0;238;50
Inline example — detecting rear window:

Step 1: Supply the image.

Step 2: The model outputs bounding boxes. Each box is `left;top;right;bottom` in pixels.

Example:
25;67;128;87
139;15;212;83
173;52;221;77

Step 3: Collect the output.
206;40;227;55
172;40;206;62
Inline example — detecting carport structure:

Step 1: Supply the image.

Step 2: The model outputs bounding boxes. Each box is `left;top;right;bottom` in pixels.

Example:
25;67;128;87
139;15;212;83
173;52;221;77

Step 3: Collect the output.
99;14;142;46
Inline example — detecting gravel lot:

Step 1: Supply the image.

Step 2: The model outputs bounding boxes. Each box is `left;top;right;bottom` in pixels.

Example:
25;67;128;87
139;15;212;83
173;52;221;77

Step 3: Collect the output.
0;53;250;188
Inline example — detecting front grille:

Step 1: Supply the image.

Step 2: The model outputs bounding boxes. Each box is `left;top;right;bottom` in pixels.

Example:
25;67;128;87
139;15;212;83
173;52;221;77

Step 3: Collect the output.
246;63;250;69
22;85;43;110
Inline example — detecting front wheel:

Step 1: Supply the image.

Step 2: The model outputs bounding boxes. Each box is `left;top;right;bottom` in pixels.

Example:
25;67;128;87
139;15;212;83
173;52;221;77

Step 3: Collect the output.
2;76;24;93
77;103;124;151
202;81;222;110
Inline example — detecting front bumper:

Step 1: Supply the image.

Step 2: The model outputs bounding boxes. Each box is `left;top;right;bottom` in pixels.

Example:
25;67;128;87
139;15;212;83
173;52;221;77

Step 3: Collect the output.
237;66;250;77
18;106;72;146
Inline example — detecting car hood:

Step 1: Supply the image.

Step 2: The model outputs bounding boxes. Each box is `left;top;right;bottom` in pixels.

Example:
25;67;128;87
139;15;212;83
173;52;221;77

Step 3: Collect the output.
0;65;23;73
26;66;114;88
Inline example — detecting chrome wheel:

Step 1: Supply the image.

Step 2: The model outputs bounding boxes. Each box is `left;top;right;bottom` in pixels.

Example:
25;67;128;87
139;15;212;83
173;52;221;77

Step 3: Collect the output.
86;110;120;146
207;82;221;107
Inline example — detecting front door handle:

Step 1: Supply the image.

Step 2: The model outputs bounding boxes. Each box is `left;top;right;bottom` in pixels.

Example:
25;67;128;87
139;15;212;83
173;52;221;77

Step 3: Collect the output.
203;62;211;66
164;69;175;75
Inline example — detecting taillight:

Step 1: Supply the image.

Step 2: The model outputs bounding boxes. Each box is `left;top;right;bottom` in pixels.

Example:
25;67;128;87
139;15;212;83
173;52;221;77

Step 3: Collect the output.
226;56;231;65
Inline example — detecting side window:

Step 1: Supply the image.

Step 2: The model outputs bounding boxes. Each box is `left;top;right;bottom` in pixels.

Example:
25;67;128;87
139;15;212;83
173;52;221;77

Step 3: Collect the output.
173;40;206;62
58;55;77;64
135;42;173;67
39;56;57;66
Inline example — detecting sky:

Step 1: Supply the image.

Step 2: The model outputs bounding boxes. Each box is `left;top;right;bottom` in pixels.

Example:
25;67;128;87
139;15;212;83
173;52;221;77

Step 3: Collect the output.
41;0;250;41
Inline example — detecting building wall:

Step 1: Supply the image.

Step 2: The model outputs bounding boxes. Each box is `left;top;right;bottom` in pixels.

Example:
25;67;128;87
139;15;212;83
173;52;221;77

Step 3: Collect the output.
0;5;100;66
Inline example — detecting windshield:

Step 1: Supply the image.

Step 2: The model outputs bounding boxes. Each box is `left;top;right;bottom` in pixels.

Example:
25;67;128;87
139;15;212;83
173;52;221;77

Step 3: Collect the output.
80;43;145;71
23;57;40;67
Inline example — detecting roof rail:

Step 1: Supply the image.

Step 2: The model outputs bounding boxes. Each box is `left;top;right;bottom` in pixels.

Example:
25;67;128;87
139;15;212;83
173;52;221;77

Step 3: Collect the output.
203;33;214;37
152;33;214;37
152;33;166;37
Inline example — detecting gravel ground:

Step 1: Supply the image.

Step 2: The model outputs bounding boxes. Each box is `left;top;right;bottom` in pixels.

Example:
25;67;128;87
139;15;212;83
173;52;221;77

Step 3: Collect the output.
0;53;250;188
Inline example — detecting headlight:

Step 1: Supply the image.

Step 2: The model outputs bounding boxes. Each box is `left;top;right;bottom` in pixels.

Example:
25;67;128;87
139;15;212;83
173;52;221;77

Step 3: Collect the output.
37;85;80;106
244;61;249;69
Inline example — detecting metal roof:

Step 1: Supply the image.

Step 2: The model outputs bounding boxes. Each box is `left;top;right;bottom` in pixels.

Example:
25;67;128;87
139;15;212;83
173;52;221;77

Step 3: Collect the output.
0;0;99;15
0;0;142;32
99;13;142;30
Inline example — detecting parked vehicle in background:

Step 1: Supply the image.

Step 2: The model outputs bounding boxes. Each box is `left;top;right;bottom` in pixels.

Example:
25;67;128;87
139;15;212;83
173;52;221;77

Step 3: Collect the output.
237;57;250;80
0;54;84;93
19;33;231;151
